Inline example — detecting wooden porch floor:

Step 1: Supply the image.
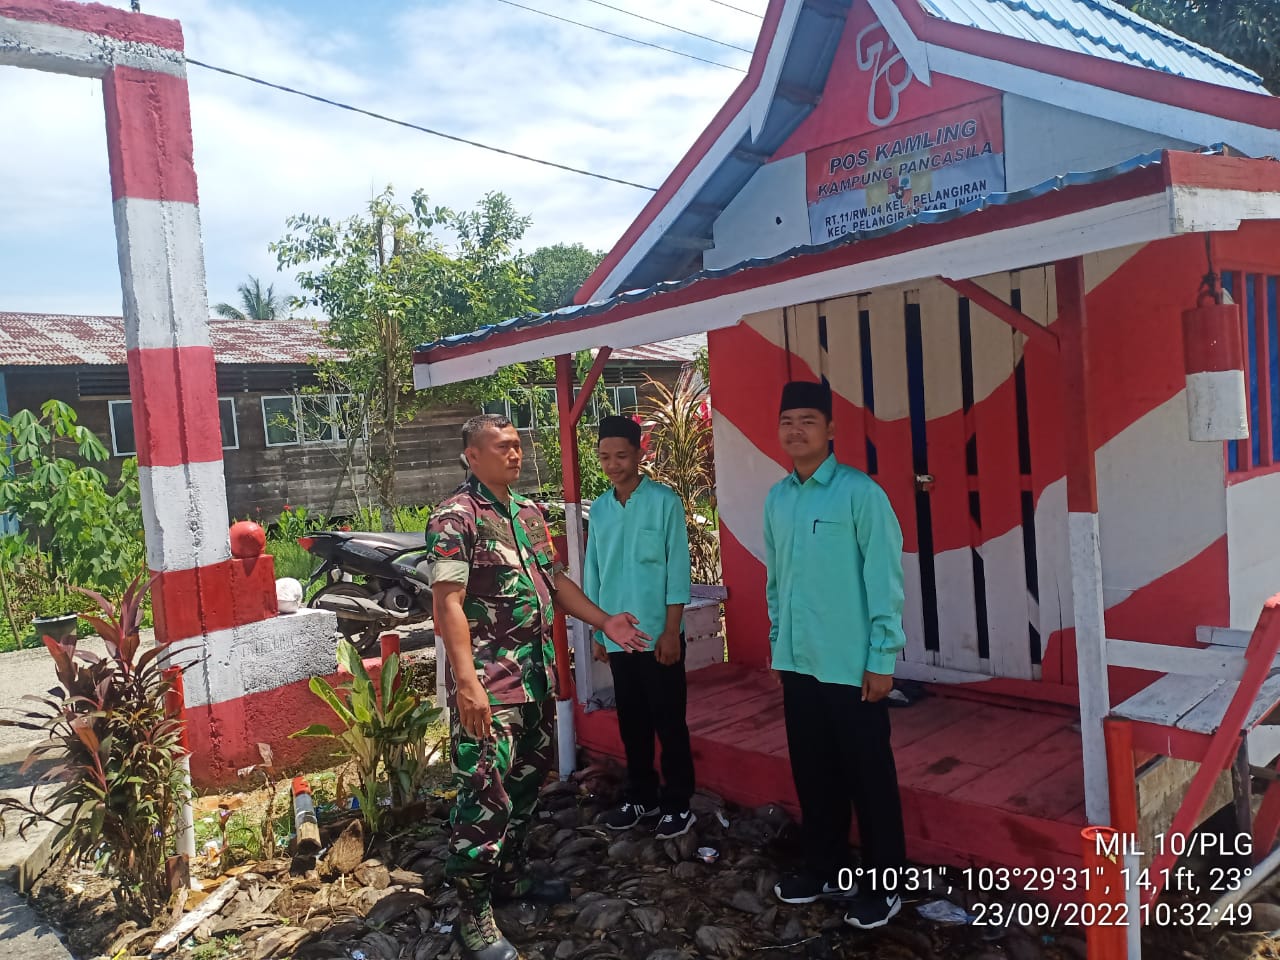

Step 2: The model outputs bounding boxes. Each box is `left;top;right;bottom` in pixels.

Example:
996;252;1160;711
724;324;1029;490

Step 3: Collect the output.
575;663;1088;874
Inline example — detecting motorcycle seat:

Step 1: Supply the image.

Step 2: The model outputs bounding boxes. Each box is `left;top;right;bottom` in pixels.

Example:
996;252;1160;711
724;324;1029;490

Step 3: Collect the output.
330;531;426;550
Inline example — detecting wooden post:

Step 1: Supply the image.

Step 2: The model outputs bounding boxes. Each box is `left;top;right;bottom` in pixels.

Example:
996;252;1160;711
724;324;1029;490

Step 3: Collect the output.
553;350;605;775
1056;256;1112;827
555;349;612;708
164;667;197;866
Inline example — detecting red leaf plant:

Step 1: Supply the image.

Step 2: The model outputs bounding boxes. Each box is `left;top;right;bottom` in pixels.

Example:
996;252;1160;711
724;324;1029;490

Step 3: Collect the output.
0;573;200;915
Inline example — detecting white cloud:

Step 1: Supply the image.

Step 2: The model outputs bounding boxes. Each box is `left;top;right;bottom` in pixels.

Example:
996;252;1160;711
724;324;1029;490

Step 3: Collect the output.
0;0;770;316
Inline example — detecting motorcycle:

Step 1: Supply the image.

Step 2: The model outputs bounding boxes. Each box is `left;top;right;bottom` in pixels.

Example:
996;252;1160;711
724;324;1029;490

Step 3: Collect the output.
297;530;433;652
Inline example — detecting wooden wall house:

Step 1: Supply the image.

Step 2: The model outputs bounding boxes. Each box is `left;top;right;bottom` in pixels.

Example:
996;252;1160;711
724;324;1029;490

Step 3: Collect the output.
412;0;1280;924
0;314;700;521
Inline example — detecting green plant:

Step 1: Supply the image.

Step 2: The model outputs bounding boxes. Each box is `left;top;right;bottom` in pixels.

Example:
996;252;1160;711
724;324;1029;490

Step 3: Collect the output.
0;575;191;915
292;639;441;831
533;391;612;502
189;935;243;960
273;504;322;541
274;188;537;529
0;401;145;640
639;371;720;584
266;539;316;583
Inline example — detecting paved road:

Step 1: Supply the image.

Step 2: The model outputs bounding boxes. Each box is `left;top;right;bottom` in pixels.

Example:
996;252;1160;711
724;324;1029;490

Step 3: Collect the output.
0;633;138;763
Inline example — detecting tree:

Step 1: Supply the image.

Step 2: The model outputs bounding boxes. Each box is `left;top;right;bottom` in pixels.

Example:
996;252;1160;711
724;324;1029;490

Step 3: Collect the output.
1121;1;1279;92
527;243;606;312
273;188;534;528
214;275;287;321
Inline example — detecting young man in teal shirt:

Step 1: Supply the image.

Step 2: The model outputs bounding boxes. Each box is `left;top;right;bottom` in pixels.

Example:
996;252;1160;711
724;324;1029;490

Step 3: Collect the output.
585;415;697;840
765;381;908;930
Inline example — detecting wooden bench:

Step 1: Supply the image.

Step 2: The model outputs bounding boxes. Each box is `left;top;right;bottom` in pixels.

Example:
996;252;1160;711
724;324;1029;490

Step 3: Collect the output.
1105;593;1280;904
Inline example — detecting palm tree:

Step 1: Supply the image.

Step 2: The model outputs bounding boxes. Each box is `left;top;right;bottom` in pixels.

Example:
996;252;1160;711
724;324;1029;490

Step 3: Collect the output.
214;276;287;321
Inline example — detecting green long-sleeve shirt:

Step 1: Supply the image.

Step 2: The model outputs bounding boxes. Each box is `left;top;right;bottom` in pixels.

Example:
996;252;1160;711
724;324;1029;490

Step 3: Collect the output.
584;476;692;653
764;454;907;684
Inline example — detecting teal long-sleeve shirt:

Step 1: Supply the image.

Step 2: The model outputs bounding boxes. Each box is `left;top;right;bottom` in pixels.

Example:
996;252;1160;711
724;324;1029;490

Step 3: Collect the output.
764;454;907;684
584;476;692;653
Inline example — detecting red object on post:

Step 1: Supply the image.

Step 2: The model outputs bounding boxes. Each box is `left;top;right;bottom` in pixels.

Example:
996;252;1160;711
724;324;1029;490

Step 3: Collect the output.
229;520;266;559
1080;826;1128;959
380;633;402;695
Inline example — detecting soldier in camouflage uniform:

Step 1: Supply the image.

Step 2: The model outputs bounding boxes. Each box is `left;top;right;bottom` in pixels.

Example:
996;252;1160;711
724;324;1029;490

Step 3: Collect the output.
427;413;650;960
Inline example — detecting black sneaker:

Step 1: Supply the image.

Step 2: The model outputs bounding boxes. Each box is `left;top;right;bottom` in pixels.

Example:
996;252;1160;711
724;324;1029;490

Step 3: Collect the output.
843;894;903;930
654;809;697;840
773;872;859;904
601;801;659;831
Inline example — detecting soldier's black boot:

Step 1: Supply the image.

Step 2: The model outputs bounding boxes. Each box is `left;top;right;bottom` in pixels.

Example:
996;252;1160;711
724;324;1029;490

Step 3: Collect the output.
456;899;519;960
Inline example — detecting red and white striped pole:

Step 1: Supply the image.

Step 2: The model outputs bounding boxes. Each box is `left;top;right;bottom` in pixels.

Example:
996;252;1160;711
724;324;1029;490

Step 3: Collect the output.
2;0;340;788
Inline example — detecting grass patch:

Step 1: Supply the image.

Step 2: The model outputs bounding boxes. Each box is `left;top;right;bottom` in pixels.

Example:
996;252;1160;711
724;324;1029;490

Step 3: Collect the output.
189;935;243;960
267;539;316;583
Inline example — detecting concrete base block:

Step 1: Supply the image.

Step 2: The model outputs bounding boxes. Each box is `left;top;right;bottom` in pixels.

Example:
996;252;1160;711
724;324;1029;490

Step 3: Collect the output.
175;607;339;709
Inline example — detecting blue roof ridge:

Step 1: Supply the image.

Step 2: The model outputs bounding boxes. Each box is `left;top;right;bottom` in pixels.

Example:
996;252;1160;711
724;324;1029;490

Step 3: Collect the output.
418;146;1232;355
969;0;1263;85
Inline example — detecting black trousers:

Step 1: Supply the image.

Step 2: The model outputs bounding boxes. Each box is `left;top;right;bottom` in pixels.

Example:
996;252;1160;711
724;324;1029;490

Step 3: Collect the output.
781;670;907;895
608;640;695;813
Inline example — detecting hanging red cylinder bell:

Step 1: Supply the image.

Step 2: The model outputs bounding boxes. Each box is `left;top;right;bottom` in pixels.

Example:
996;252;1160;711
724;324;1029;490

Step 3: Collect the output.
1182;290;1249;442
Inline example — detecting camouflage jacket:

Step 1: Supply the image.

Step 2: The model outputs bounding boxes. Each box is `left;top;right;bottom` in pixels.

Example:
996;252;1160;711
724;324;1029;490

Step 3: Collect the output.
425;476;562;706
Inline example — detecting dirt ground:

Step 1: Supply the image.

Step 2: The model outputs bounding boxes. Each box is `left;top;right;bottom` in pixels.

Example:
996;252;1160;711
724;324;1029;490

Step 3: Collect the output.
22;758;1280;960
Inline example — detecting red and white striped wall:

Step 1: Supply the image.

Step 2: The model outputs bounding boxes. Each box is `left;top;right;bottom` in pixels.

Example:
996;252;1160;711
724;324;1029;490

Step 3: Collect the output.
1;0;340;786
706;235;1251;738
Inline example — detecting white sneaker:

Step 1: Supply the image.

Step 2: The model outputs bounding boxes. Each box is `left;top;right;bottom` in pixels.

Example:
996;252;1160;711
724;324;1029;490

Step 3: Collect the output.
654;810;696;840
843;895;902;930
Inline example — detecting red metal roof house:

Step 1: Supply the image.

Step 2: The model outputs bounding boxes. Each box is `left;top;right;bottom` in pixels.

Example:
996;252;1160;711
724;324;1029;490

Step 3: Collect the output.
414;0;1280;928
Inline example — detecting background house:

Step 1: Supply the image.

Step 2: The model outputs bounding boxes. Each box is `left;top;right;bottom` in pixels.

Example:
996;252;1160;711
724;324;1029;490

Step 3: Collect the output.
0;312;702;520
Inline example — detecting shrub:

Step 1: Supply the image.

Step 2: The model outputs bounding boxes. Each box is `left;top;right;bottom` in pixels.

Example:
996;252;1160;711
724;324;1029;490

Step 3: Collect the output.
0;576;192;915
266;539;316;583
639;372;720;584
292;639;441;832
0;401;145;644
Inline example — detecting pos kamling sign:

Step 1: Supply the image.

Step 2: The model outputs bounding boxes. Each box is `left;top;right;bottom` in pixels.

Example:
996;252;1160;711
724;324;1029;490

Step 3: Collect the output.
806;97;1006;244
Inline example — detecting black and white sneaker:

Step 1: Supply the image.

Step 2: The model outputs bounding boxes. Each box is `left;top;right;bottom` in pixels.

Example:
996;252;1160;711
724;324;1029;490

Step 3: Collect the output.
601;802;659;831
773;872;859;904
843;895;902;930
654;810;696;840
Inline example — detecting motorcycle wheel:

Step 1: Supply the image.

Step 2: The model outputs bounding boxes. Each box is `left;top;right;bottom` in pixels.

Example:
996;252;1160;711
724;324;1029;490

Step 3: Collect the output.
309;581;383;654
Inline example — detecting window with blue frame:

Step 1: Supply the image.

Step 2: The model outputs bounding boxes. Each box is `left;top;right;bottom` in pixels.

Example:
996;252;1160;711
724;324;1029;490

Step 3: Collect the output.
1223;271;1280;473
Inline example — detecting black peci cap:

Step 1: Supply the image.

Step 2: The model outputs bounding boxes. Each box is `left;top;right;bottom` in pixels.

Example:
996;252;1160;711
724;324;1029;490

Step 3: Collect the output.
598;414;642;448
779;380;832;418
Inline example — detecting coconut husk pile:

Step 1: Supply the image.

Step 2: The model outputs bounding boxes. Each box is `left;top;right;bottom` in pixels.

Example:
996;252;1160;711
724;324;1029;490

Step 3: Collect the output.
27;762;1276;960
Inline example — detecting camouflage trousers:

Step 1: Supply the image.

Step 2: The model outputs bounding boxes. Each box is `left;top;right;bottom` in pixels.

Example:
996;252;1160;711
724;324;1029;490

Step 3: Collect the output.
446;698;554;904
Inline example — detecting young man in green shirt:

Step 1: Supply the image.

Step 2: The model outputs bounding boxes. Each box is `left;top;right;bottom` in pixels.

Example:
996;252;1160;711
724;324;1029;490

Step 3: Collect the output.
585;415;697;840
765;381;908;930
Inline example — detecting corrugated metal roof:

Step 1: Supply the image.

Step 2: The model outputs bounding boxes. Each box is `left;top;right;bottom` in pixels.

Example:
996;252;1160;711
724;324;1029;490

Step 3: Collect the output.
603;0;1266;301
607;334;707;364
920;0;1266;92
0;313;344;367
419;146;1214;357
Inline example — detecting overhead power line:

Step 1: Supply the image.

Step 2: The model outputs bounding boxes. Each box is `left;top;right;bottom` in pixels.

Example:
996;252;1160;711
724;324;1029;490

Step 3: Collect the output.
491;0;747;72
577;0;754;54
185;59;660;192
702;0;764;17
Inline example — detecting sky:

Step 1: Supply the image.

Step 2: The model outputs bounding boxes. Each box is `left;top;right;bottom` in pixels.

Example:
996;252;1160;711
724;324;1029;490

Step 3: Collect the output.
0;0;769;316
